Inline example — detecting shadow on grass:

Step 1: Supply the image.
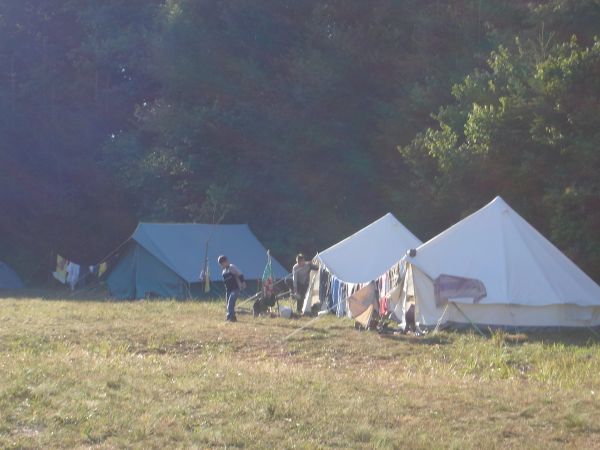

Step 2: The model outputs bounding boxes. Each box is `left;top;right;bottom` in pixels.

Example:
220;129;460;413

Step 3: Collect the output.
502;328;600;347
378;332;454;346
351;323;600;347
250;319;332;334
4;289;599;348
2;287;227;304
426;325;600;347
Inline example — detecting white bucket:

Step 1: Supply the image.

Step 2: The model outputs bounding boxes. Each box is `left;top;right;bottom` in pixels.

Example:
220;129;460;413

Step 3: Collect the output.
280;306;292;319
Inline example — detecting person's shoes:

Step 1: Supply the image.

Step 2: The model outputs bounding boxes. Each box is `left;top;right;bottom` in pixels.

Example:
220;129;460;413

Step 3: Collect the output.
226;317;237;322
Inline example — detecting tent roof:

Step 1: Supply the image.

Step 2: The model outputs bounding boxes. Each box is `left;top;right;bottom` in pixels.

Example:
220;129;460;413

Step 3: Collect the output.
130;223;288;283
409;196;600;307
317;213;422;283
0;261;24;289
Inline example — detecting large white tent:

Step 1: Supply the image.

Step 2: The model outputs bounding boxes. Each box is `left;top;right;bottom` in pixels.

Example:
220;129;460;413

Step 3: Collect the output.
398;196;600;328
316;212;422;283
302;213;421;314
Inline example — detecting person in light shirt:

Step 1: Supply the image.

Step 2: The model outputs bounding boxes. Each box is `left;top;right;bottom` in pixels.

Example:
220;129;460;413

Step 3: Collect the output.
292;254;318;313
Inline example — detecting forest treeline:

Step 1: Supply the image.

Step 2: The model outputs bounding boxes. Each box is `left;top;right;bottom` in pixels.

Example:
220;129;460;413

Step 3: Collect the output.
1;0;599;283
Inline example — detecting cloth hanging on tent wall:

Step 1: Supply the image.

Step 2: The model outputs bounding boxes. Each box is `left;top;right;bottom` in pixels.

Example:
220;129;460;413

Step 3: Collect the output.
199;263;211;293
433;274;487;306
302;263;321;314
203;268;211;293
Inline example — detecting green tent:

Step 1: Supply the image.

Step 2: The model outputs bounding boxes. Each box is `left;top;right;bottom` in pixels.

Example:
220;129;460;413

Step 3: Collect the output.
106;223;288;300
0;261;24;290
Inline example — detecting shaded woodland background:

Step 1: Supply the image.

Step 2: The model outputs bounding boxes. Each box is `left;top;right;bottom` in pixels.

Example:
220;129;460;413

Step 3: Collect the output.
1;0;599;284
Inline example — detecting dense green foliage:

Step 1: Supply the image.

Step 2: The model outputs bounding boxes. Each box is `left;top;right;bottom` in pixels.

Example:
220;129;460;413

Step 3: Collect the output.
401;35;600;276
1;0;599;283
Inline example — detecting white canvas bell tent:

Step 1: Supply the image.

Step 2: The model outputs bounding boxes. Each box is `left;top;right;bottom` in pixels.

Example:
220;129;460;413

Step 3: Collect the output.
302;213;422;314
397;196;600;328
316;212;422;283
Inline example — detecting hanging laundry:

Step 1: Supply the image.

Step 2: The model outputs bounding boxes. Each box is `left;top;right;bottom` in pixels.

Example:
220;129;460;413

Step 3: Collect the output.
336;280;346;317
66;262;80;291
319;267;332;308
52;254;69;284
344;283;356;318
379;273;389;315
380;296;389;316
98;262;108;278
331;276;340;313
385;284;403;320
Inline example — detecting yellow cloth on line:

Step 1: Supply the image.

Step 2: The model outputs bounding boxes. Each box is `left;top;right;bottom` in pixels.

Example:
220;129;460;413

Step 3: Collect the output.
98;262;108;277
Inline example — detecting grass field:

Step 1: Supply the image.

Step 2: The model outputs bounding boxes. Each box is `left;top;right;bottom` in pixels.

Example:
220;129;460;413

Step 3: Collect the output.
1;296;600;449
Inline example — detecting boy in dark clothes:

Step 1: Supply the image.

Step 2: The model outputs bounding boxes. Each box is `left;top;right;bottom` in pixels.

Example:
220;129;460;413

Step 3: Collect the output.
218;255;246;322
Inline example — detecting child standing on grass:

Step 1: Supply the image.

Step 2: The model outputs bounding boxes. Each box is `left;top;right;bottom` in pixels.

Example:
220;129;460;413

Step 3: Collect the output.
218;255;246;322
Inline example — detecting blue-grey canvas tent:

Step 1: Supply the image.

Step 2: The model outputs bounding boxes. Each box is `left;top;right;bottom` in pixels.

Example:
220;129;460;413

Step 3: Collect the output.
106;223;288;299
0;261;24;290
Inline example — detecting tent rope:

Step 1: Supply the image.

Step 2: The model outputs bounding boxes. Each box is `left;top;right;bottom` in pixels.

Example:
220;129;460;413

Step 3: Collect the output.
452;303;486;337
281;295;346;342
236;274;292;309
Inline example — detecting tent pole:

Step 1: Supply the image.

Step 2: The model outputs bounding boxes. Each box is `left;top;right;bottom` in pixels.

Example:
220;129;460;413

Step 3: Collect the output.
432;303;450;334
452;303;486;338
96;226;139;266
237;274;292;308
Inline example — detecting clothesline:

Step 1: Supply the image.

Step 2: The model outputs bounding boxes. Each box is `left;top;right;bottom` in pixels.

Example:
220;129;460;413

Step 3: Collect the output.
309;259;404;319
52;254;110;291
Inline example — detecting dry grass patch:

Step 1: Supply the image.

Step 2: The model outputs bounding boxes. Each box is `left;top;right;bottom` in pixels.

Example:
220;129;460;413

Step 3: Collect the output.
0;298;599;449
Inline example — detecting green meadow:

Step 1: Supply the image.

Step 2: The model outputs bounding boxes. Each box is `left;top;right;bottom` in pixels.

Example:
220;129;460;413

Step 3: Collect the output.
1;298;599;449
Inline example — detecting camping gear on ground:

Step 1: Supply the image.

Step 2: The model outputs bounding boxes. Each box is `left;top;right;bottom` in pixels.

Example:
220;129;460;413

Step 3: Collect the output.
252;283;292;317
279;306;292;319
0;261;24;290
396;196;600;329
106;223;288;299
302;212;422;315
